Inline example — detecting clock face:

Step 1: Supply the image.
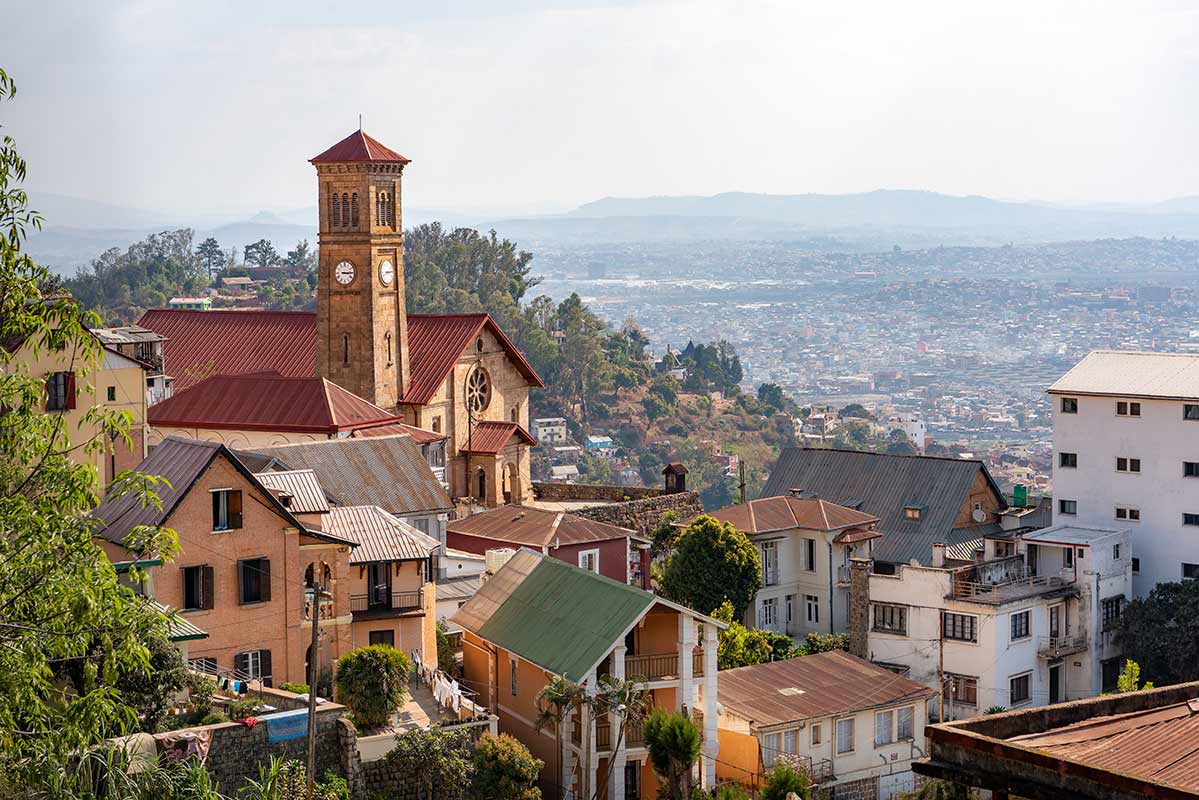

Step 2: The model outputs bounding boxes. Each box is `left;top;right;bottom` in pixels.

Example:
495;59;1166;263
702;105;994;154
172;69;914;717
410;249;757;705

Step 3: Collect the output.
379;260;394;286
334;260;355;285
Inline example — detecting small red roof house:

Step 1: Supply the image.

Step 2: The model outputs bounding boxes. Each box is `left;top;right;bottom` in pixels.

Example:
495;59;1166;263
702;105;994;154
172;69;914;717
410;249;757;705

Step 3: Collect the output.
695;496;882;636
446;504;651;588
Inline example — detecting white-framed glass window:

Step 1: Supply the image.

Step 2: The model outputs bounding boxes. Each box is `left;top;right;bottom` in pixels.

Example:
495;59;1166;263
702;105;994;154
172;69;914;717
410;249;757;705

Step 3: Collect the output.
875;709;895;746
1009;672;1032;706
760;597;778;628
897;706;914;740
836;718;855;754
872;603;907;635
804;538;816;571
805;594;820;624
578;549;600;573
1010;610;1030;641
785;594;794;625
782;729;797;754
762;731;781;768
210;488;243;531
760;541;778;586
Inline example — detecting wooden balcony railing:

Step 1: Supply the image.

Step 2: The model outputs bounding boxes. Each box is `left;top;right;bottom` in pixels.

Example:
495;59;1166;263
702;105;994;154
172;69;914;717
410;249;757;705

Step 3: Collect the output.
349;587;423;614
595;719;645;751
625;648;705;681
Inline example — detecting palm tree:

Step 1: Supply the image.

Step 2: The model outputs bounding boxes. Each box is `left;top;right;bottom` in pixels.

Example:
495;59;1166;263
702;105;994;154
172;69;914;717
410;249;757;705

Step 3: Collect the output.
643;708;702;800
589;674;650;800
536;676;586;800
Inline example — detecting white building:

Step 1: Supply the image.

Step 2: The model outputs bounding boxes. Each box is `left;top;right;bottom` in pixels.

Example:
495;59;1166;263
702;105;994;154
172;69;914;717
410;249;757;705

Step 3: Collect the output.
700;495;882;637
532;416;569;445
1049;350;1199;596
859;524;1132;719
890;414;927;453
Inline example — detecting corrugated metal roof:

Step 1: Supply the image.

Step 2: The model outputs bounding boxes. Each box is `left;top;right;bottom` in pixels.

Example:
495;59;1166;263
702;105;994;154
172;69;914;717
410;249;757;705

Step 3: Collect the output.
151;600;209;642
448;504;635;548
93;325;167;345
137;309;543;402
254;469;331;514
718;650;934;727
760;448;1007;566
1008;700;1199;791
700;496;880;534
436;574;482;601
460;421;538;455
1048;350;1199;400
148;374;401;432
451;549;655;683
309;130;411;164
322;506;438;564
354;422;446;444
245;435;452;514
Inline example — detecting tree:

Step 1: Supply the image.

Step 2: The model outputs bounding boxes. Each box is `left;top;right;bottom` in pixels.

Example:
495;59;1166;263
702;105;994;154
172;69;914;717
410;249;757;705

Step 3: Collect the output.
838;403;875;421
244;238;279;267
885;429;917;455
760;762;810;800
0;67;181;793
641;394;674;425
284;239;316;275
240;757;347;800
1117;579;1199;685
436;621;454;672
756;383;786;412
114;628;189;732
535;676;585;799
334;644;411;730
473;733;543;800
649;511;682;561
800;632;848;655
710;601;801;670
643;709;701;800
661;515;762;617
196;236;224;279
387;727;475;800
1115;659;1154;693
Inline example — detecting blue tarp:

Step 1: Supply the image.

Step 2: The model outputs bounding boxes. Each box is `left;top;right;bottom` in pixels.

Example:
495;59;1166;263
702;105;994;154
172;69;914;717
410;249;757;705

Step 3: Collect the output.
262;708;308;742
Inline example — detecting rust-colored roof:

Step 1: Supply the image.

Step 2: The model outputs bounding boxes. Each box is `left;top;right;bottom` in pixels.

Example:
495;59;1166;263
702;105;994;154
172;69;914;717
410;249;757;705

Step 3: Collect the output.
309;130;411;164
460;421;538;455
321;506;439;564
254;469;330;514
700;496;880;534
718;650;934;727
136;309;543;403
1008;699;1199;791
448;504;638;548
352;421;446;444
148;373;401;433
832;526;884;545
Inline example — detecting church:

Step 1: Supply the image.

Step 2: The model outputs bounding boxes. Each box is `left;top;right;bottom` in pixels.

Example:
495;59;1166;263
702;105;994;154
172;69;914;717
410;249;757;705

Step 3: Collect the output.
138;129;543;509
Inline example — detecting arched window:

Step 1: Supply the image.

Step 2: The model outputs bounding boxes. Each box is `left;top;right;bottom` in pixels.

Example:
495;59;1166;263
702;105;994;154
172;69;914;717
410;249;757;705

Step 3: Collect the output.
351;193;359;227
466;367;492;414
342;333;350;366
341;193;350;227
385;331;393;366
476;468;487;501
511;407;518;423
431;417;441;433
330;191;340;227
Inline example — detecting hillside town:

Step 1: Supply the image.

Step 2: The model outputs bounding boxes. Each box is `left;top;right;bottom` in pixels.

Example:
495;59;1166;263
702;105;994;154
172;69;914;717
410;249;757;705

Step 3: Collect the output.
7;114;1199;800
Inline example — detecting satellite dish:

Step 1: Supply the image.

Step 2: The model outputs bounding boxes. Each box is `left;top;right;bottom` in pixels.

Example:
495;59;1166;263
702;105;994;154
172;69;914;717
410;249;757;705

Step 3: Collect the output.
972;508;987;523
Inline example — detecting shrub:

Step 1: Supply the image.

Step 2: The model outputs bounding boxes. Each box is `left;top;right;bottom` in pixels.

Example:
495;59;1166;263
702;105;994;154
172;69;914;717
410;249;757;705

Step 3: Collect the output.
336;645;412;730
279;682;310;695
200;711;229;725
473;733;543;800
387;727;474;800
228;699;263;720
436;622;454;673
760;762;810;800
319;770;350;800
187;672;216;715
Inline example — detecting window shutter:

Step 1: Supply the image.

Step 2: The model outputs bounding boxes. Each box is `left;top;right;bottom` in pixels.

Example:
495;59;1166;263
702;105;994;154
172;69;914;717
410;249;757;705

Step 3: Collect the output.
260;559;271;602
234;651;248;678
65;372;77;410
201;565;215;610
260;649;273;687
44;375;53;411
229;490;243;529
237;560;247;605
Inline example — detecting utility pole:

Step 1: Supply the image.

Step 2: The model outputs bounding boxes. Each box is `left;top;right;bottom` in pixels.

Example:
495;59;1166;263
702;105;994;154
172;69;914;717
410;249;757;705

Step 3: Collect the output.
306;572;324;796
738;460;747;504
938;634;945;724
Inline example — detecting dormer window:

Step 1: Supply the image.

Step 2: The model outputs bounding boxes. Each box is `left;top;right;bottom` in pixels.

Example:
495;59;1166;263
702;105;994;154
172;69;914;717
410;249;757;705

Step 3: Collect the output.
903;506;923;522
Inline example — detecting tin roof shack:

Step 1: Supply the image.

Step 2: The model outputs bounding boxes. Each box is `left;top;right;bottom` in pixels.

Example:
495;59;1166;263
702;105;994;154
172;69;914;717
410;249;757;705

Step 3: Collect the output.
916;679;1199;799
716;651;934;798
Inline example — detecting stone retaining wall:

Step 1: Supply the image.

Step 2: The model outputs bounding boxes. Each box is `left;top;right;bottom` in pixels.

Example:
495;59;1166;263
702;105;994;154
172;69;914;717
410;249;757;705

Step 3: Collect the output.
571;490;703;537
531;481;665;502
203;703;346;793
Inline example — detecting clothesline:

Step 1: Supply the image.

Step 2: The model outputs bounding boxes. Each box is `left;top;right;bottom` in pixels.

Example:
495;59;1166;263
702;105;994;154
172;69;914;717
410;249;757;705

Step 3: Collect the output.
412;650;465;714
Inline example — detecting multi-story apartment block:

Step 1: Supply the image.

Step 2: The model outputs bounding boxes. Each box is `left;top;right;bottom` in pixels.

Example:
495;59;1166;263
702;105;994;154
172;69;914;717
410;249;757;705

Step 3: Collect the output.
532;416;569;444
699;496;881;636
1049;350;1199;596
855;523;1132;719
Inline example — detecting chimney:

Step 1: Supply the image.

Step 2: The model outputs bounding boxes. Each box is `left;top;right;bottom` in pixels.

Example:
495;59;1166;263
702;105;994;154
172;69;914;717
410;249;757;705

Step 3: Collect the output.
932;542;946;568
848;558;871;660
638;544;652;591
787;487;803;498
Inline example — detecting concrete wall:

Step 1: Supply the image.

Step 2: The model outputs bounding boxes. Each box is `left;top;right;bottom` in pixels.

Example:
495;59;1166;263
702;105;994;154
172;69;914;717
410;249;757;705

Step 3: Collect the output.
1052;391;1198;596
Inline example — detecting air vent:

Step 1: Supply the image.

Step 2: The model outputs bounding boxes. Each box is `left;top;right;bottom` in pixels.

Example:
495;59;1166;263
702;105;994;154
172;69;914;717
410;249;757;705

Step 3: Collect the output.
778;687;805;696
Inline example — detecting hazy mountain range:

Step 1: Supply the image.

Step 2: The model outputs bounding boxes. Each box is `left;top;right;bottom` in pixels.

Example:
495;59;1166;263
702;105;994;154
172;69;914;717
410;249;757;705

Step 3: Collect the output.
24;189;1199;275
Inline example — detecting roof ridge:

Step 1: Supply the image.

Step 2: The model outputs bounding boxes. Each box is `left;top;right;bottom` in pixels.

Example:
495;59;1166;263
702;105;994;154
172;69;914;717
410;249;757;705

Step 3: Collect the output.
321;377;338;427
794;446;984;466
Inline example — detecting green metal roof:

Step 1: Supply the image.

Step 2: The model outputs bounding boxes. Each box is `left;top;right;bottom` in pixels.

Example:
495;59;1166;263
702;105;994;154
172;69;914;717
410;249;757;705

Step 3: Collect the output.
452;549;655;683
150;600;210;642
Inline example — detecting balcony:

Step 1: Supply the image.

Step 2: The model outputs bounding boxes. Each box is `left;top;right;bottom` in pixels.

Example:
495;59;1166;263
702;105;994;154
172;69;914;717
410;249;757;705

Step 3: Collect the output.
595;718;646;751
950;557;1074;604
304;591;335;621
624;649;705;681
350;586;423;615
837;564;851;585
1038;633;1088;659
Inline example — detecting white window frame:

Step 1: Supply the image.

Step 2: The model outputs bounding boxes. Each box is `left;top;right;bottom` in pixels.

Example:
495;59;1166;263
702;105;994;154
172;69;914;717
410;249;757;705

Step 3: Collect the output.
805;594;820;624
804;538;816;572
875;709;895;747
836;717;855;754
810;723;822;746
760;597;778;628
240;649;262;679
896;706;914;740
1010;609;1031;642
578;549;600;574
760;540;778;586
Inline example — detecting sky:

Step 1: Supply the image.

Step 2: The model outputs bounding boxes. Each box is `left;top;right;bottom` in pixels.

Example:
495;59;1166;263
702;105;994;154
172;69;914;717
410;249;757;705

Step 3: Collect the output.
3;0;1198;218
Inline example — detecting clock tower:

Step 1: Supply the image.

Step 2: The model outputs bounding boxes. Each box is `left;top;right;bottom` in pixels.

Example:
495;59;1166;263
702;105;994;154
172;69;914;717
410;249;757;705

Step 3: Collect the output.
310;129;411;409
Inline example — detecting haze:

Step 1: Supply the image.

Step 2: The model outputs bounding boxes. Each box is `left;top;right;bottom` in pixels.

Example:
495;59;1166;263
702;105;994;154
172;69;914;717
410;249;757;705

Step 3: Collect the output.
4;0;1198;218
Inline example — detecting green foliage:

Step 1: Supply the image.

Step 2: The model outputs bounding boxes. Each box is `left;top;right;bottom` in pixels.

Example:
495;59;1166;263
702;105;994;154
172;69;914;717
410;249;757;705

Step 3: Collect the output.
799;632;848;655
318;770;351;800
760;762;810;800
643;708;701;800
472;732;543;800
1117;579;1199;685
243;238;279;268
839;403;875;420
114;628;189;732
650;511;682;561
436;621;454;673
1116;659;1154;693
200;711;229;725
0;68;183;792
197;236;225;279
64;228;209;324
387;726;475;800
662;516;762;617
284;239;316;276
228;699;264;721
897;779;976;800
756;383;786;412
703;785;751;800
710;601;801;670
238;756;345;800
983;705;1007;715
188;672;216;715
278;682;310;695
336;644;412;730
677;340;742;395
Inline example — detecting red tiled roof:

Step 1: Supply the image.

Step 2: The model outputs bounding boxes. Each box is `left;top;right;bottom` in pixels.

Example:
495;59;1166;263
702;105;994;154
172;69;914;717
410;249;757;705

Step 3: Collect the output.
699;496;880;533
460;421;537;455
137;309;544;403
309;130;411;164
448;504;637;548
148;373;401;433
